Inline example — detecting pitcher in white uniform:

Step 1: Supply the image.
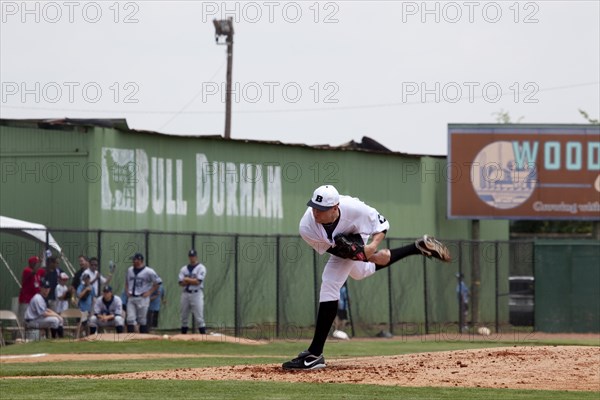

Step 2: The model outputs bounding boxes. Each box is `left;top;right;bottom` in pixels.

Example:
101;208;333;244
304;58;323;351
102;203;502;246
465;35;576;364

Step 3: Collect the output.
283;185;451;370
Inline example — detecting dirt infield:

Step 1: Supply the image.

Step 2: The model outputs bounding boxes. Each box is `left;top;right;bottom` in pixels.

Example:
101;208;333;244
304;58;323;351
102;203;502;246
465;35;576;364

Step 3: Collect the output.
5;346;598;391
98;346;599;391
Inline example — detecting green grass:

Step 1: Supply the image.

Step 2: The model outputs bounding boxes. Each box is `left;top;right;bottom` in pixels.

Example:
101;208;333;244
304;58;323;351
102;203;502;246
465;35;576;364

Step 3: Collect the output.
0;379;596;400
3;333;596;357
0;356;280;376
1;337;597;398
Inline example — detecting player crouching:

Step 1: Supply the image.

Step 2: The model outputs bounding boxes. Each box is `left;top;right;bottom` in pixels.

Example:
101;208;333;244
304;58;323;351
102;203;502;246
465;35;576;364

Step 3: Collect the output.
89;285;125;334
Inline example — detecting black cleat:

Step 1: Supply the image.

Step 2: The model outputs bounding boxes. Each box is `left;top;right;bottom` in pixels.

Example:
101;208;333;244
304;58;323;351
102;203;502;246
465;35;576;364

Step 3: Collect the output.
282;350;326;370
415;235;451;262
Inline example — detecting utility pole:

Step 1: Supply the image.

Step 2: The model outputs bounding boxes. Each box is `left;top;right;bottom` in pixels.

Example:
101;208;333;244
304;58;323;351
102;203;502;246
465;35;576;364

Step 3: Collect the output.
213;18;234;139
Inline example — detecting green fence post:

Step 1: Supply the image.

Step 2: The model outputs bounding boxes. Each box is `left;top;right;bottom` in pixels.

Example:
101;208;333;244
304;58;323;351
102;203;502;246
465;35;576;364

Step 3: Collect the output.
276;235;280;339
495;241;499;333
313;250;318;322
234;235;239;338
423;256;429;335
387;237;394;335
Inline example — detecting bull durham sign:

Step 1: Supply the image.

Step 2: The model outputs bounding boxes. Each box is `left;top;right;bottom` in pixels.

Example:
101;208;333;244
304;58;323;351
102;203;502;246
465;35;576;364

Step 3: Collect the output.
448;124;600;220
101;147;283;219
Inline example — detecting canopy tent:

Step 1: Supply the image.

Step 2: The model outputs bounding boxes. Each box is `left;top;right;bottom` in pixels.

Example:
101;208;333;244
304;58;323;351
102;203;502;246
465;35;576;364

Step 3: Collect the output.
0;216;75;287
0;216;62;253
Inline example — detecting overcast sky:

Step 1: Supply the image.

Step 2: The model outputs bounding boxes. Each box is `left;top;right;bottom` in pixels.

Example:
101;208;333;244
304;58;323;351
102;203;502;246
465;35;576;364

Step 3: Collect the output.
1;1;598;155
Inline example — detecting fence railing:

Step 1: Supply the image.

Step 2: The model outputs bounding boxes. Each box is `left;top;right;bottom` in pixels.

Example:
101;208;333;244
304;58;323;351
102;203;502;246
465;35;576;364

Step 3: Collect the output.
0;227;535;337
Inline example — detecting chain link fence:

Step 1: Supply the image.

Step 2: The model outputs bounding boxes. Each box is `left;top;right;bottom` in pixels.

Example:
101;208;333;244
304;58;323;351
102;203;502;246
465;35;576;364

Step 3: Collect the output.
0;228;535;339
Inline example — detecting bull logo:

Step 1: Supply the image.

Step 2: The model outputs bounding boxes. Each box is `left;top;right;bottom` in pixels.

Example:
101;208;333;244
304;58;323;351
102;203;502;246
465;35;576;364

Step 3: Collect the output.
101;148;136;211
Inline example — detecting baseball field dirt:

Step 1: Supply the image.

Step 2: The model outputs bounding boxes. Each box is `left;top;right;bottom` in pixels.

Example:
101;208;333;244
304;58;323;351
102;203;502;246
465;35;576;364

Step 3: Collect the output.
68;332;265;345
4;345;598;391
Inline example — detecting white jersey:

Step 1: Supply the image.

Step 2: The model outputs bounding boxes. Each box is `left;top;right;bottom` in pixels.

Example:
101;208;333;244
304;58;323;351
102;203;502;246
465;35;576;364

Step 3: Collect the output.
299;195;390;255
126;266;162;296
24;294;47;321
93;294;123;317
86;270;108;295
54;284;69;314
178;263;207;291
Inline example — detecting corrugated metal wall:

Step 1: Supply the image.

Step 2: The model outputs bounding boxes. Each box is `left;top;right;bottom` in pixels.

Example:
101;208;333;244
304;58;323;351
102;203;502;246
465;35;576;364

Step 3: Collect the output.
0;124;91;228
1;124;92;308
2;122;509;238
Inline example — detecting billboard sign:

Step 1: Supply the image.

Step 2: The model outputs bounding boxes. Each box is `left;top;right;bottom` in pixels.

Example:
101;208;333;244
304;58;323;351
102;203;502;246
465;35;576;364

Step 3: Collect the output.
448;124;600;220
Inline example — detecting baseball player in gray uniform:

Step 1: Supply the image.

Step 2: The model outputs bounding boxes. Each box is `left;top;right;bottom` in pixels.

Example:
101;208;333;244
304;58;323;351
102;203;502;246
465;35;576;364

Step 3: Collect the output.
89;285;124;334
24;280;64;338
125;253;162;333
179;249;207;334
283;185;451;370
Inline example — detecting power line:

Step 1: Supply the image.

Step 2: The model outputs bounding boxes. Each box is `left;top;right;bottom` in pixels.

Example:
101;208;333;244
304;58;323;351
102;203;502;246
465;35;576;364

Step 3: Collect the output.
2;81;598;115
158;60;226;130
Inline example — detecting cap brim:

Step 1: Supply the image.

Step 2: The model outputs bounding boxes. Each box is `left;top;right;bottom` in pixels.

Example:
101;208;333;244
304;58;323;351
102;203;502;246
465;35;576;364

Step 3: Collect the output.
307;200;333;211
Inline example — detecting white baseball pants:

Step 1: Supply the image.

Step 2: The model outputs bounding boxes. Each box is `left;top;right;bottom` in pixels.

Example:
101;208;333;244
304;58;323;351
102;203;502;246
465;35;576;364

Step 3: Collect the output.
127;296;150;325
89;315;125;328
180;291;205;328
26;316;62;329
320;257;377;302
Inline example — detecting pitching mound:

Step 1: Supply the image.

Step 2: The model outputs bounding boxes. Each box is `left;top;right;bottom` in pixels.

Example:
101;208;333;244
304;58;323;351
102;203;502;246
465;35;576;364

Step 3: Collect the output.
168;333;266;345
96;346;599;391
72;333;265;345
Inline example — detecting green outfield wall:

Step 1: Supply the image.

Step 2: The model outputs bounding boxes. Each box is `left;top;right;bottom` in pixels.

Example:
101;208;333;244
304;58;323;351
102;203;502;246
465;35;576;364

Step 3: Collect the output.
535;240;600;333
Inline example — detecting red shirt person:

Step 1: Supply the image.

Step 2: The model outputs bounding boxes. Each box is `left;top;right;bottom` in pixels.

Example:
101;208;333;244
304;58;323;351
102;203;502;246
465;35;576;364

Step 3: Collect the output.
18;256;42;321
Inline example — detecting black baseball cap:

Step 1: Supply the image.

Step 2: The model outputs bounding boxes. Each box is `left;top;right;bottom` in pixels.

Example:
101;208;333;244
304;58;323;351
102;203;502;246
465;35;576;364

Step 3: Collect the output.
41;280;51;289
131;253;144;260
103;285;113;292
188;249;197;257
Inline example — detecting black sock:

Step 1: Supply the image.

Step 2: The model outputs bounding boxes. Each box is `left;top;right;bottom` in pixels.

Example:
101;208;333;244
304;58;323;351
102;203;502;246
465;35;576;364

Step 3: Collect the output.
181;327;188;334
139;325;149;334
199;327;206;334
116;326;124;334
376;243;421;270
127;324;135;333
58;326;64;338
308;300;338;356
89;327;97;335
50;328;58;338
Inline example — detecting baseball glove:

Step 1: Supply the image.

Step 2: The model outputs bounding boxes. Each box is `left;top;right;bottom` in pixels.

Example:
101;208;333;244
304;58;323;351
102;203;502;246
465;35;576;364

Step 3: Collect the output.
333;233;367;261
